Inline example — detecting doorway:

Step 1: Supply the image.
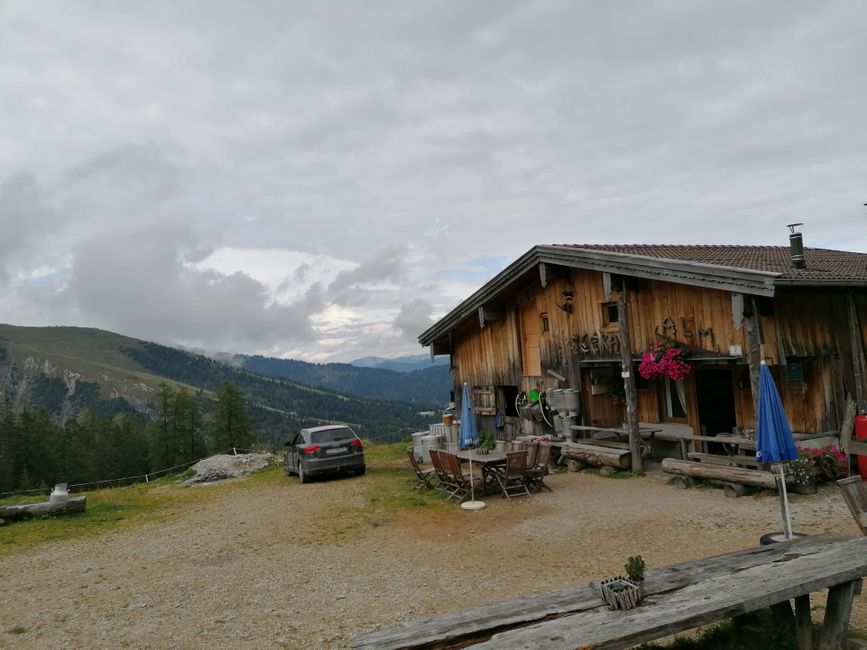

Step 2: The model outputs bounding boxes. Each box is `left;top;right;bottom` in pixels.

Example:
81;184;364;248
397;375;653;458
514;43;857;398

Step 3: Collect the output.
696;368;737;437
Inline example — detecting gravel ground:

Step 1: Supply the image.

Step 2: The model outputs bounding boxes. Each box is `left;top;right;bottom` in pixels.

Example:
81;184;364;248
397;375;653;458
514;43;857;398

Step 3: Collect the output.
0;464;863;649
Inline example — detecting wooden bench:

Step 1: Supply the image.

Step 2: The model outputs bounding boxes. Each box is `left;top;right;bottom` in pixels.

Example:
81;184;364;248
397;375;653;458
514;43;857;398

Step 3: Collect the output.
555;441;631;470
353;535;867;650
687;452;763;468
663;458;790;497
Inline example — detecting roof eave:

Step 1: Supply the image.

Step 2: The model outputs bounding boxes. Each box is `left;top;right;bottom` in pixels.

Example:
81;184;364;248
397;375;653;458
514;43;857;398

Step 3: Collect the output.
418;245;780;347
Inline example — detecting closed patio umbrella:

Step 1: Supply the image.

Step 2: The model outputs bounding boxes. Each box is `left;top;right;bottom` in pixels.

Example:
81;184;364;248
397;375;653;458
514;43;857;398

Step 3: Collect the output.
756;361;800;540
459;383;485;511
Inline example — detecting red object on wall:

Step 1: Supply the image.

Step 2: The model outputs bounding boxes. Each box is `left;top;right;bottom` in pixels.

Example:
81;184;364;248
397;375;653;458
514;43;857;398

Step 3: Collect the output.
855;415;867;479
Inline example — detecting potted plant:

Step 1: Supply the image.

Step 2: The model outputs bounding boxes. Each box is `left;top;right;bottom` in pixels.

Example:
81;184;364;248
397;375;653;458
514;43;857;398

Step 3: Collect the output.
599;555;646;610
477;433;496;454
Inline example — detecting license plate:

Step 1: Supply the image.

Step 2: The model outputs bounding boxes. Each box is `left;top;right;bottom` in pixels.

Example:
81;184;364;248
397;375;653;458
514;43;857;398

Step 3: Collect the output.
326;447;347;455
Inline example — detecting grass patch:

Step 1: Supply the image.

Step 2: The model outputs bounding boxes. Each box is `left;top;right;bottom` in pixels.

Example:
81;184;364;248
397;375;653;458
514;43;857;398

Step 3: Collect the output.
636;618;797;649
6;626;27;635
363;440;412;462
0;472;235;558
608;470;645;479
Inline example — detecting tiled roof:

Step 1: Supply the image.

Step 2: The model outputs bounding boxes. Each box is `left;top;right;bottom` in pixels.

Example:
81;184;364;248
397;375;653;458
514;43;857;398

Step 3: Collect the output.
553;244;867;281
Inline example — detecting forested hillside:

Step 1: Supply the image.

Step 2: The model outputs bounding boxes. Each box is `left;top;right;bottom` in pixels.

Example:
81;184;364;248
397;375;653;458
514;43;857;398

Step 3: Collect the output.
123;343;436;443
0;325;438;450
241;355;450;404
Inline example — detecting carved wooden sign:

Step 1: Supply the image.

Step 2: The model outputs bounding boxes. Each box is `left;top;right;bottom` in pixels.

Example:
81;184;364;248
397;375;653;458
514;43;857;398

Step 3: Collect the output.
570;331;621;356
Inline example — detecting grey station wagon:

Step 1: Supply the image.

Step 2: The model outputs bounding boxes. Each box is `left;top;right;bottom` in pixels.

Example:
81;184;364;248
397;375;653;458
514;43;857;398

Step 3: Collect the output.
284;425;366;484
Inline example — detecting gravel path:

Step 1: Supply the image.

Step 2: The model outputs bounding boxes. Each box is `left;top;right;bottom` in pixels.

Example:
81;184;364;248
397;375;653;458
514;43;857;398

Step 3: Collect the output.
1;465;863;649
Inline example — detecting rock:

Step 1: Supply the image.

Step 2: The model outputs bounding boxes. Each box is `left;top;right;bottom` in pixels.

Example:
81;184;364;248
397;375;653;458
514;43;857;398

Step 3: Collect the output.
185;453;276;485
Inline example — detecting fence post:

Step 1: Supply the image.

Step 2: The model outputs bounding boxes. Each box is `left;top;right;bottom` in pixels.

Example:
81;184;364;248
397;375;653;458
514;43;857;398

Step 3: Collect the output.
145;474;149;483
233;447;237;456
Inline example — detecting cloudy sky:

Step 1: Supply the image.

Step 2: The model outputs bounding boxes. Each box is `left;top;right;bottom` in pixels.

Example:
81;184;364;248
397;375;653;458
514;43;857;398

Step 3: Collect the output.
2;1;866;362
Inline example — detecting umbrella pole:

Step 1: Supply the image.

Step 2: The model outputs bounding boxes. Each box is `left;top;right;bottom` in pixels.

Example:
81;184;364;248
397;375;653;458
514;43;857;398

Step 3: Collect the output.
777;463;793;540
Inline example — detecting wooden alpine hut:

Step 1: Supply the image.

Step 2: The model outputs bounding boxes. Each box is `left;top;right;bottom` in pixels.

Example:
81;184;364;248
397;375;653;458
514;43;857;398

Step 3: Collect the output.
418;227;867;470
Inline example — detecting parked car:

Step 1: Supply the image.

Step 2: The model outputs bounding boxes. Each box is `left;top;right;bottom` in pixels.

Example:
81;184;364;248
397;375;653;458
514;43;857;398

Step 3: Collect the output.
284;425;366;484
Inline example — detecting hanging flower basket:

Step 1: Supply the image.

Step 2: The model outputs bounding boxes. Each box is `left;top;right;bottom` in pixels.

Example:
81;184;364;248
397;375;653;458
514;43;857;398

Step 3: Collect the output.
638;344;692;381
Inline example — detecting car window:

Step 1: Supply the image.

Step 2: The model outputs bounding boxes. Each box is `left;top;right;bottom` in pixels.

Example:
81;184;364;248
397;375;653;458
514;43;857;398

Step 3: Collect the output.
291;433;304;446
310;428;356;443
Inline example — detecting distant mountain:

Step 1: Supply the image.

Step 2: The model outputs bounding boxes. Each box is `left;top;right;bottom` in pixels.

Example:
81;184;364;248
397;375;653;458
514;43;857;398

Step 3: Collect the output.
0;324;440;443
350;354;449;373
240;355;451;404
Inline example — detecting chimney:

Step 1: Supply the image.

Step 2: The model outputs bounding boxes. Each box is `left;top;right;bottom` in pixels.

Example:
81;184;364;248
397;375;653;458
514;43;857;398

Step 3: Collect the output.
787;223;806;269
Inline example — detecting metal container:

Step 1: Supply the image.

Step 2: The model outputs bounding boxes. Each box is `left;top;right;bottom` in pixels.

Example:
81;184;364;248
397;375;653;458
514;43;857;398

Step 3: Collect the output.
547;389;564;414
420;434;444;463
562;388;581;414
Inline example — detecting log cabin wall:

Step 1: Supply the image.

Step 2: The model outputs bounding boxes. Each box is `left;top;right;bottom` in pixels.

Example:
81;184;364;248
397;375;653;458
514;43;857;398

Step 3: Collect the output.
448;268;867;438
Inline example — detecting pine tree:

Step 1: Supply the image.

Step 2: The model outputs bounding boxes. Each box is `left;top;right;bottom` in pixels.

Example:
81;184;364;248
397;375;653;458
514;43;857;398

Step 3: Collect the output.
210;381;254;452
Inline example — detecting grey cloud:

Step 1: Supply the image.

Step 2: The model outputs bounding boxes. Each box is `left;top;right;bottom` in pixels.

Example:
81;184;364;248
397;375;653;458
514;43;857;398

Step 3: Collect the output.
53;222;319;350
328;247;407;294
0;172;61;280
393;299;434;342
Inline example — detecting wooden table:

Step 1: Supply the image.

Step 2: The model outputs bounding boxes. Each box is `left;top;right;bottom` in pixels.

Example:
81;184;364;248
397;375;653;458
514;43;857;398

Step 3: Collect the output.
568;425;663;458
353;534;867;650
455;450;507;495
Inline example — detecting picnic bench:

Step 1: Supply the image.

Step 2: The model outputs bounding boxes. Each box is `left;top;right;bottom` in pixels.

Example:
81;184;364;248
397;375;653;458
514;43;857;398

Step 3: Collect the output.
353;534;867;650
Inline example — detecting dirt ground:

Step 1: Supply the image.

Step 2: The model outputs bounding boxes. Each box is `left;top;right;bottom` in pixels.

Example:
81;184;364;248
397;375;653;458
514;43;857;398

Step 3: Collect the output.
0;463;863;649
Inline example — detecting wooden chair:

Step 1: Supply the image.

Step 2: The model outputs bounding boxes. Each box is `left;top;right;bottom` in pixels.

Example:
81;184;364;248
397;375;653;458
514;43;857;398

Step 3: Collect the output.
429;450;457;498
526;441;540;470
443;452;483;502
407;448;436;491
525;443;553;493
493;450;531;500
837;475;867;535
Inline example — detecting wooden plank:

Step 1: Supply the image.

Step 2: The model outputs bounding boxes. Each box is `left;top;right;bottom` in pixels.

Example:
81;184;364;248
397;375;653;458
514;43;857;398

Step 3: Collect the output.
744;298;762;417
477;537;867;650
354;536;867;650
662;458;784;489
686;452;762;468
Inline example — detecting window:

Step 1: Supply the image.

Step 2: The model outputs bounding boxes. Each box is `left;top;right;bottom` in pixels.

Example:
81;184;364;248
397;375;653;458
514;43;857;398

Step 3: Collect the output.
541;313;550;333
787;359;805;382
310;427;357;443
603;303;619;326
663;378;687;420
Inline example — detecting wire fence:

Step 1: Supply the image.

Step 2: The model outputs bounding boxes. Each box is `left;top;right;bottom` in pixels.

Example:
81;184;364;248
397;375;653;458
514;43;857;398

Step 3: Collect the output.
0;447;258;499
1;433;415;499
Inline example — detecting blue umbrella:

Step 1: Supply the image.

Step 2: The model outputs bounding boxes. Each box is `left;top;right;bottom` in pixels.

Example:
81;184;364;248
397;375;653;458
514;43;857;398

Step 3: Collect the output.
459;383;485;510
756;361;799;539
460;383;478;449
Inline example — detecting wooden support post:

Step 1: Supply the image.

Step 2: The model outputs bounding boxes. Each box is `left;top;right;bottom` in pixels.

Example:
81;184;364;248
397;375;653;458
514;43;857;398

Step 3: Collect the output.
615;275;642;472
744;297;763;419
848;295;865;414
770;600;797;645
794;594;812;650
819;579;859;650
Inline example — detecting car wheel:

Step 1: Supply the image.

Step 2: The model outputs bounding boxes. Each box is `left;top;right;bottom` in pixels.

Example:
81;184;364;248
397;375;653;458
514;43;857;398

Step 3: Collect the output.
355;465;366;476
298;464;307;484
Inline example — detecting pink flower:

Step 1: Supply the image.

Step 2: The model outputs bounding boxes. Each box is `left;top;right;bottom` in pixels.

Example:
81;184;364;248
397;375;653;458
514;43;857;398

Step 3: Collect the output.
638;345;692;381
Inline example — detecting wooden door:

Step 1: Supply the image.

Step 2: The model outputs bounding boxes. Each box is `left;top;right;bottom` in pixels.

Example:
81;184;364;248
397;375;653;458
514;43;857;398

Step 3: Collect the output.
521;302;542;377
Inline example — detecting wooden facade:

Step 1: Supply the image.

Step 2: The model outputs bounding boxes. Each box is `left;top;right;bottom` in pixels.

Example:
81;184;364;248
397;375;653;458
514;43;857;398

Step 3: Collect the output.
422;246;867;446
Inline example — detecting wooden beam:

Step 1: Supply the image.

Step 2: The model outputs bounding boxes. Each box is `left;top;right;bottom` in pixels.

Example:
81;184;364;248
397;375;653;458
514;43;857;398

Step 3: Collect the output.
617;278;642;472
539;262;548;288
602;272;614;302
662;458;788;489
732;293;744;331
744;297;763;417
477;303;506;329
819;579;860;650
0;496;86;521
848;295;865;414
